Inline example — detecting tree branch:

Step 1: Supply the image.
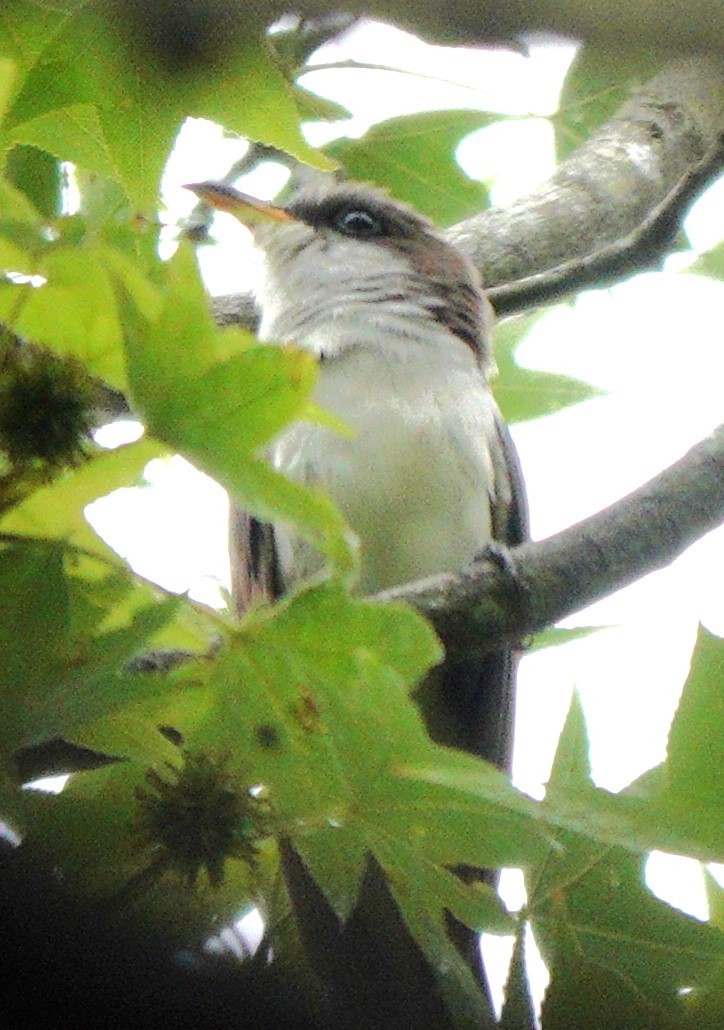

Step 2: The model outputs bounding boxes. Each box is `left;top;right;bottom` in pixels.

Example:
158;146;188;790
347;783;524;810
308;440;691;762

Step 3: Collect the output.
298;0;724;53
211;58;724;326
448;57;724;298
377;425;724;659
487;130;724;314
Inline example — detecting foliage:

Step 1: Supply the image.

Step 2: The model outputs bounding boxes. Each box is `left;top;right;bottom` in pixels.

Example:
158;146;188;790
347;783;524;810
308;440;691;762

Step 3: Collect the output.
0;7;721;1029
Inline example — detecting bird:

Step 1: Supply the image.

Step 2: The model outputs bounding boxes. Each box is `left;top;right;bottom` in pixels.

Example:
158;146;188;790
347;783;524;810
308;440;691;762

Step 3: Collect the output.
188;176;527;767
186;177;528;1021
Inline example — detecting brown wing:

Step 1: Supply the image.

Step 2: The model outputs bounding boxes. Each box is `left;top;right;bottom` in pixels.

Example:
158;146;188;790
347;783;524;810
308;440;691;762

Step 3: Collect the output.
228;503;283;616
420;409;528;770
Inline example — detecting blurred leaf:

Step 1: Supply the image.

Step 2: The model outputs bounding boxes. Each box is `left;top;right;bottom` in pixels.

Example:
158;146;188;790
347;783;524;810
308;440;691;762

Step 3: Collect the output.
0;3;330;210
528;625;605;653
650;626;724;856
2;437;162;556
0;247;128;388
0;538;69;752
0;534;184;751
554;47;663;161
688;241;724;280
123;245;356;576
326;110;495;225
499;930;536;1030
0;57;19;125
535;845;723;1025
20;760;260;944
546;690;593;797
293;82;351;123
0;1;72;75
6;143;60;218
704;869;724;931
6;103;118;180
0;173;43;224
493;313;601;424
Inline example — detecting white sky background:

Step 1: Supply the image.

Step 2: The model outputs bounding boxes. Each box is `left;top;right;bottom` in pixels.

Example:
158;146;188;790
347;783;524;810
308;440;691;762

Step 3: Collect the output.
86;19;723;998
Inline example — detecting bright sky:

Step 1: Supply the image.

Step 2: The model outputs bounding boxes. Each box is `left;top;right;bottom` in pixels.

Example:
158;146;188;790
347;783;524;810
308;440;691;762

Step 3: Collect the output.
85;18;723;1012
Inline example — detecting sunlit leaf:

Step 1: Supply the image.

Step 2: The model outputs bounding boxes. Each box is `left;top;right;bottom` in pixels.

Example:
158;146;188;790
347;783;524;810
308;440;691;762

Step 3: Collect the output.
0;247;128;387
528;625;605;653
2;437;162;555
2;5;330;210
7;102;117;179
123;245;356;575
688;241;724;280
0;57;19;126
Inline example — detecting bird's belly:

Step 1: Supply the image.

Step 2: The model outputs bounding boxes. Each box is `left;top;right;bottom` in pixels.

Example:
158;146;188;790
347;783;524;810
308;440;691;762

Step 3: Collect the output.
270;348;497;593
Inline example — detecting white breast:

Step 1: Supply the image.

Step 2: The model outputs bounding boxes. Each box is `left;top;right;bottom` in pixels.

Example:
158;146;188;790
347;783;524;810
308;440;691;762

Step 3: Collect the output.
270;333;498;594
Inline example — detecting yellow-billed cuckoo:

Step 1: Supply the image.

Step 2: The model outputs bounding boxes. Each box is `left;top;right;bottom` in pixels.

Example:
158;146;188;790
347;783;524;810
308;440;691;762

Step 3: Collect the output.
188;177;528;771
187;179;528;1020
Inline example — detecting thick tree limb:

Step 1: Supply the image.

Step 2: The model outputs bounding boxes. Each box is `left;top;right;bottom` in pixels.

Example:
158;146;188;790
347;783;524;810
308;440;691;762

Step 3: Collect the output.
449;58;724;296
487;130;724;314
378;425;724;659
298;0;724;55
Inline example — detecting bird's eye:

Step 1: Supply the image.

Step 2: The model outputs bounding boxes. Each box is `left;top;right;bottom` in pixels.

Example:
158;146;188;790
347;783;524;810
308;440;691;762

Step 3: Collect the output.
335;208;383;238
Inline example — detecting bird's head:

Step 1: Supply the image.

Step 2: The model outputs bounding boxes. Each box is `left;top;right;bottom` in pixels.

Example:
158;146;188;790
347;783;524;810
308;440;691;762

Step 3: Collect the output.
186;178;492;369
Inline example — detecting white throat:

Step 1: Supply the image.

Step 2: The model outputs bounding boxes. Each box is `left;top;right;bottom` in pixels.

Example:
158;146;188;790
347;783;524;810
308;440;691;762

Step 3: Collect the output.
254;232;501;594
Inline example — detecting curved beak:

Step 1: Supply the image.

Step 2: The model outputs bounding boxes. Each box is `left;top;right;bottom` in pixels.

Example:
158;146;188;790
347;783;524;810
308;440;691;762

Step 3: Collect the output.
184;181;295;229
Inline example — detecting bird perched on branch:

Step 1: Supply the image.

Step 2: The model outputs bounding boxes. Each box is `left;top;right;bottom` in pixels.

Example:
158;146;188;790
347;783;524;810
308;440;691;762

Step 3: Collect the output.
188;176;527;769
187;177;528;1021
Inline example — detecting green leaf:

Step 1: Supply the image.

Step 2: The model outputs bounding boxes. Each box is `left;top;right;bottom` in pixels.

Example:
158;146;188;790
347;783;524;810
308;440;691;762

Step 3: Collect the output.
0;538;69;751
554;46;663;161
704;869;724;932
492;313;601;424
534;845;723;1024
0;172;43;224
0;1;74;76
6;144;60;218
2;437;162;556
499;929;536;1030
528;625;605;653
6;102;118;180
37;595;182;743
652;626;724;856
0;57;19;126
2;5;330;210
688;241;724;280
326;110;495;225
124;245;355;576
527;681;724;1025
292;82;351;123
20;760;259;943
547;690;593;796
0;247;128;387
0;532;187;750
186;584;542;942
